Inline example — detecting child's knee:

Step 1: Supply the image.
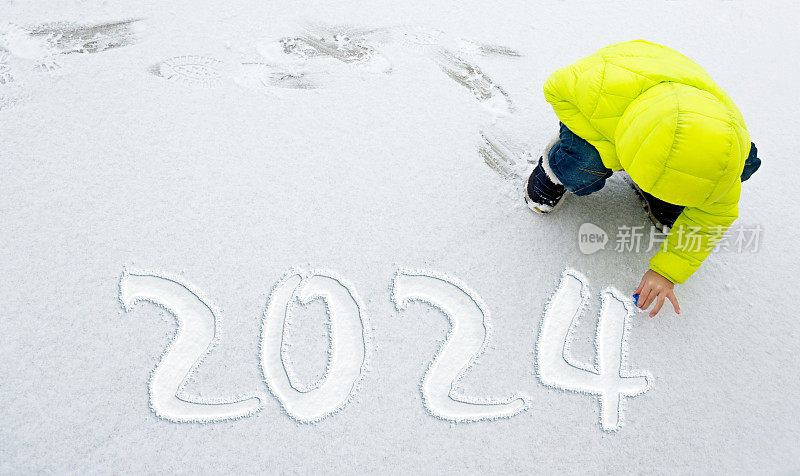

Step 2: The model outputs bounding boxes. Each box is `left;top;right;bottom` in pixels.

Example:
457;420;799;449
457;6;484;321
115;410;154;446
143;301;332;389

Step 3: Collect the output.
546;123;612;195
547;142;611;196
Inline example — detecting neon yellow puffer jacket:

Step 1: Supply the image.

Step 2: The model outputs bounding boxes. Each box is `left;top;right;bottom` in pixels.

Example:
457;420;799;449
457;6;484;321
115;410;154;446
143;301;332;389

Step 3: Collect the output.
544;40;750;283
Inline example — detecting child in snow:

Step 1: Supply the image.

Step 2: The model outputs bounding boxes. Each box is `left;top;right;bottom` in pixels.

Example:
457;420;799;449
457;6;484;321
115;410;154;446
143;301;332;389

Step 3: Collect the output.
525;40;761;317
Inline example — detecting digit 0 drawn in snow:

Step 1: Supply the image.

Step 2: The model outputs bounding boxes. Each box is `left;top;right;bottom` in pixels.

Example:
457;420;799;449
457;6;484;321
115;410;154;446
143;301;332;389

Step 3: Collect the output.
151;56;224;88
392;269;531;422
260;270;370;423
118;268;264;423
436;49;514;115
27;19;143;55
536;269;652;432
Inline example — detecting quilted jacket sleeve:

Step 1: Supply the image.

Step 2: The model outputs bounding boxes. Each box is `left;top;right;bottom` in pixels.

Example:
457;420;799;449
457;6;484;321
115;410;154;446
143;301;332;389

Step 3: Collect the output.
543;61;620;168
648;180;740;283
543;64;599;139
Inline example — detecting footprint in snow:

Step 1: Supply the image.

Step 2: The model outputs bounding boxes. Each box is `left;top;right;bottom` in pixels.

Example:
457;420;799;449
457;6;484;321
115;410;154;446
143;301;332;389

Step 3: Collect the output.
150;55;224;89
397;27;444;52
436;49;514;115
478;131;531;182
236;25;391;93
0;51;13;84
279;25;391;71
0;22;62;74
455;38;522;58
237;62;320;90
28;18;143;55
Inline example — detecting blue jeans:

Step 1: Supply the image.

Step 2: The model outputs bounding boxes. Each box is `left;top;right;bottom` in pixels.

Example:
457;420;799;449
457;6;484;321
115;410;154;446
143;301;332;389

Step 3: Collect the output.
548;123;761;222
547;123;613;196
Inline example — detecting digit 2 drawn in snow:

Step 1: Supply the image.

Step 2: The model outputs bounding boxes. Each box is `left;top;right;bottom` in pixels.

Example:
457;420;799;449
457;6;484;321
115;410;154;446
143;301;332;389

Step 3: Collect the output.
536;269;652;431
260;271;370;423
392;269;531;422
119;268;264;422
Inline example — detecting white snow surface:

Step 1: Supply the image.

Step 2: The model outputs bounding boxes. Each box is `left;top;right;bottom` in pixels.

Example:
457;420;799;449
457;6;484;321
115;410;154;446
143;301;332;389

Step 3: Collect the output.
1;0;799;473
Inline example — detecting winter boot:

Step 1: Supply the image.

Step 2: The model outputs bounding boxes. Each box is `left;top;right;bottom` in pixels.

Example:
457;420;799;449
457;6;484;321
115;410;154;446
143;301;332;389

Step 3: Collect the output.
524;140;565;214
624;175;685;231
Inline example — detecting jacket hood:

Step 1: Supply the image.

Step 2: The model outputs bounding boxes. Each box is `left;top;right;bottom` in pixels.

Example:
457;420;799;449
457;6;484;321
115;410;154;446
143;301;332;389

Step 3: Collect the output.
615;82;748;207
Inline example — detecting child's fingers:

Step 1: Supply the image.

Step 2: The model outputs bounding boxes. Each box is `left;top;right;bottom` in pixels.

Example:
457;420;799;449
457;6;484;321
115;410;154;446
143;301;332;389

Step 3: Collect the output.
650;295;665;318
641;287;658;310
638;287;653;310
635;277;645;295
636;273;648;294
636;285;647;308
667;292;681;314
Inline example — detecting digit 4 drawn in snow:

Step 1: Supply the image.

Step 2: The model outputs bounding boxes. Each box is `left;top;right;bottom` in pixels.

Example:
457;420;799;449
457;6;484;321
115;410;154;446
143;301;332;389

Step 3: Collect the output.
536;269;652;432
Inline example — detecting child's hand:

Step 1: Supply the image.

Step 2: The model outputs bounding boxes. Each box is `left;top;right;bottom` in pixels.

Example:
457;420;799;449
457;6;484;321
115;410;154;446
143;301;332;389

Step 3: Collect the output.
635;270;681;317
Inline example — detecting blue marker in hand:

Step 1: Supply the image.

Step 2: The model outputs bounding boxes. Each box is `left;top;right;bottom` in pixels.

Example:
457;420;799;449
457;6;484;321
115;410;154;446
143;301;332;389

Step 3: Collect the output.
632;293;640;307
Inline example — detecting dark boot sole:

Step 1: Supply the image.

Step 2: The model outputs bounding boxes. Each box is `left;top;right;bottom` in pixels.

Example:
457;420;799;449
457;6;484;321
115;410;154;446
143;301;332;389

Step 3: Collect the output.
621;174;666;232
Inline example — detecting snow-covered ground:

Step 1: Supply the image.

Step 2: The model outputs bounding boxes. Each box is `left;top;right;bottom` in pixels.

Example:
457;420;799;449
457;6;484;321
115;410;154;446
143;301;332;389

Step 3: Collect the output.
1;0;799;473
